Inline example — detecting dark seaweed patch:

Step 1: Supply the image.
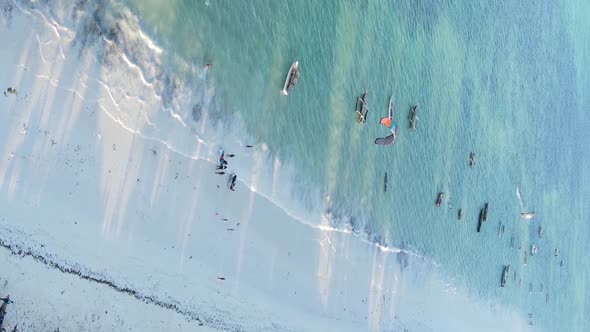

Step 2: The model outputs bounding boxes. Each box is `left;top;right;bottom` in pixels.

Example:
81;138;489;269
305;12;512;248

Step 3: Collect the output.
191;104;202;122
0;235;256;331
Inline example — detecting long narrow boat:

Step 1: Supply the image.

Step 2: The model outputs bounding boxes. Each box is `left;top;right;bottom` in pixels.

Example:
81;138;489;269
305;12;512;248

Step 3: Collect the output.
356;90;369;123
435;192;444;207
409;104;418;131
281;61;299;96
477;208;484;232
521;212;535;219
501;265;510;287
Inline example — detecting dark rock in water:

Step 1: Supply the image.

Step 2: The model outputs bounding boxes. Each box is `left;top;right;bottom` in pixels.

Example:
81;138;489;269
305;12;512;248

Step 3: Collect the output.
191;103;202;122
397;251;409;270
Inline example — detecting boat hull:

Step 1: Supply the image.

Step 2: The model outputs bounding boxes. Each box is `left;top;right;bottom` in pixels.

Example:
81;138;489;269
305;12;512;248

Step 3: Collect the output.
281;61;299;96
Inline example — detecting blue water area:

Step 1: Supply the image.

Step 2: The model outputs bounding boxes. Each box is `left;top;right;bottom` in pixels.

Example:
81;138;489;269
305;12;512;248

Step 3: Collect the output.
41;0;590;330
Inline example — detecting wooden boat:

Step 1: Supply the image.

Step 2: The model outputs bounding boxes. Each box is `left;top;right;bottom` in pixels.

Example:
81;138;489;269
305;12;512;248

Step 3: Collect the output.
281;61;299;96
356;90;369;123
409;104;418;131
469;152;476;167
458;208;462;220
501;265;510;287
477;208;484;232
483;202;489;221
435;193;444;207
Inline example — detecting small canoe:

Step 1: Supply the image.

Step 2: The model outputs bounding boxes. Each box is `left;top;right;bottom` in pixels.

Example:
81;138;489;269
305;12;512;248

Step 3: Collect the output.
435;192;444;207
409;104;418;131
281;61;299;96
501;265;510;287
356;90;369;123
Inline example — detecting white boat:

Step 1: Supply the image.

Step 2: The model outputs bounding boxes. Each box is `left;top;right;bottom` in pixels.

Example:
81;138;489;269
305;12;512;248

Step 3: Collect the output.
281;61;299;96
521;212;535;219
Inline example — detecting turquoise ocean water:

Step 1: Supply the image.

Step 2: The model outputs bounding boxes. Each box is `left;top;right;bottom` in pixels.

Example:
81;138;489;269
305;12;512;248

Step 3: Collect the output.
17;0;590;330
124;0;590;330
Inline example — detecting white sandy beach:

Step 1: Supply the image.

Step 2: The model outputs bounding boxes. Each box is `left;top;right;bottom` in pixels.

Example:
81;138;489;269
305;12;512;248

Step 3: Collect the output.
0;3;533;331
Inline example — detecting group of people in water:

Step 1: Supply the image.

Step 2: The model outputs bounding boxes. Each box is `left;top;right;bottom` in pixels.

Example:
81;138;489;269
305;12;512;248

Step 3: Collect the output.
216;147;237;191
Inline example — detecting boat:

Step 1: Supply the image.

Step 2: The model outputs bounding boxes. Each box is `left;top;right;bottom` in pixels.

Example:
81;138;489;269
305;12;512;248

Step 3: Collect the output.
524;251;528;265
458;208;462;220
538;225;543;238
530;245;537;256
501;265;510;287
554;248;560;257
383;172;388;192
280;61;299;96
469;152;476;167
409;104;418;131
356;90;369;123
483;203;489;222
477;208;484;232
435;193;444;207
521;212;535;219
498;223;505;237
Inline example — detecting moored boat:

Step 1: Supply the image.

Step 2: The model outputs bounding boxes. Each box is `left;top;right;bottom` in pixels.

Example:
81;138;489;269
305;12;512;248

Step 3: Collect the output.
501;265;510;287
409;104;419;131
477;208;484;232
281;61;299;96
435;192;444;207
521;212;535;219
356;90;369;123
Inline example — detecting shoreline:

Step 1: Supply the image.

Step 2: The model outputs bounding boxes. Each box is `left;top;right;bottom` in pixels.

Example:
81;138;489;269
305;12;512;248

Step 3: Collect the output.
0;3;533;331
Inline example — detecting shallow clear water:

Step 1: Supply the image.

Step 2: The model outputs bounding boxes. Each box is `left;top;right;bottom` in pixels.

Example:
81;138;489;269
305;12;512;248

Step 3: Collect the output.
21;0;590;330
123;0;590;330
